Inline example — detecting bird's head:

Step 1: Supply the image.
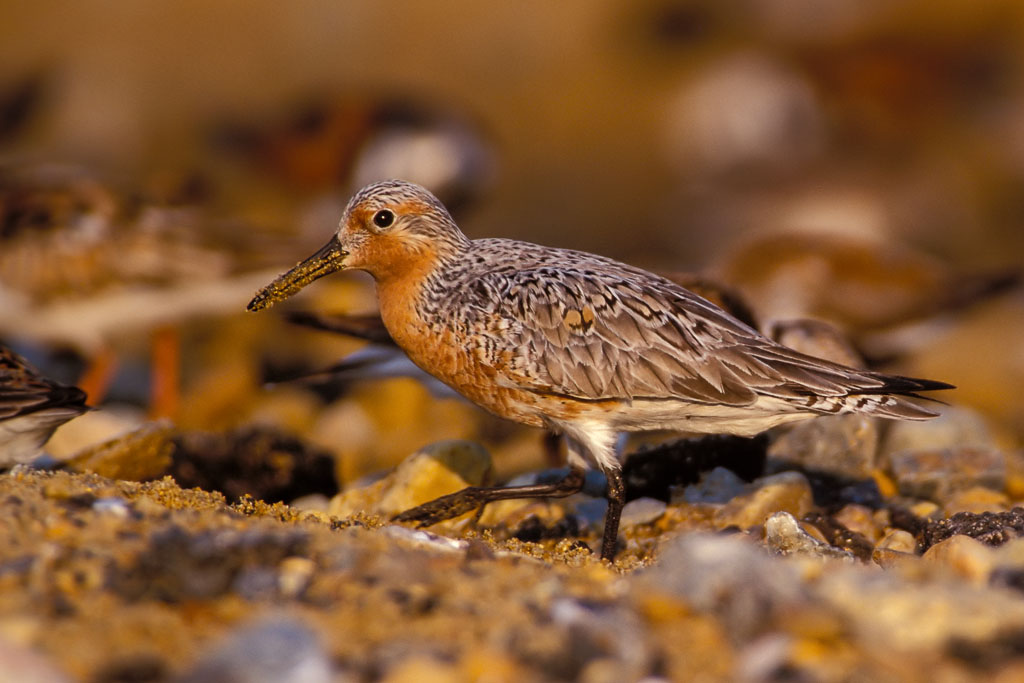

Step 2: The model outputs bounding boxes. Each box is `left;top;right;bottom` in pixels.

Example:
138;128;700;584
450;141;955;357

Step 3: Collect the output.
247;180;468;312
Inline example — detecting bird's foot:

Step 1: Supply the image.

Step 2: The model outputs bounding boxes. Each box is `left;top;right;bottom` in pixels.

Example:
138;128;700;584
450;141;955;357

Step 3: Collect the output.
392;487;493;527
393;469;589;529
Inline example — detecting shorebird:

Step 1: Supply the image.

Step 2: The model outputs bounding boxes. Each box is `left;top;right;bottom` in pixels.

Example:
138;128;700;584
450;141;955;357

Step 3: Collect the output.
0;345;89;467
248;180;952;560
0;162;287;417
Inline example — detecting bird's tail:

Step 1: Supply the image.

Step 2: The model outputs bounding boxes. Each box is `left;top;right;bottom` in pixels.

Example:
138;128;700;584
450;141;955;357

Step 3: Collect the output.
843;374;954;421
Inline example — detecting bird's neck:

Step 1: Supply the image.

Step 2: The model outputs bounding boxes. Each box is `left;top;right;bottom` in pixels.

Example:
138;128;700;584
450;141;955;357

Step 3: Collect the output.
373;243;463;350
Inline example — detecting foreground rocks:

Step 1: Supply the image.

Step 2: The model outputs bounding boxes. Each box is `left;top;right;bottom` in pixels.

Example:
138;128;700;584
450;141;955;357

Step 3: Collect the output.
5;449;1024;682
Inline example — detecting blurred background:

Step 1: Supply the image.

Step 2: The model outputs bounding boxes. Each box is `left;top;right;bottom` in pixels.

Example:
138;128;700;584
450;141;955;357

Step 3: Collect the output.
2;0;1023;488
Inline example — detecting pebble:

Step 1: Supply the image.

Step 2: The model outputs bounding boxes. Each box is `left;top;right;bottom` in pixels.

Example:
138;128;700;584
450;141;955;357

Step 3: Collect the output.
619;497;667;527
92;496;133;519
909;500;940;519
888;446;1006;501
674;466;746;504
379;657;460;683
832;504;880;542
289;494;331;512
875;528;918;555
816;563;1024;651
548;598;657;680
329;440;492;520
882;405;1001;455
764;512;856;562
176;619;332;683
767;414;879;480
278;556;316;598
922;534;996;585
380;525;470;554
716;471;814;529
574;498;609;530
871;547;919;571
942;485;1010;516
63;421;175;482
636;532;805;641
0;637;70;683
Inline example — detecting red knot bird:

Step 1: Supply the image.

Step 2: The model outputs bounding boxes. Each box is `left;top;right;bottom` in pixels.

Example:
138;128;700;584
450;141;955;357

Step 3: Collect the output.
0;344;89;467
248;179;953;560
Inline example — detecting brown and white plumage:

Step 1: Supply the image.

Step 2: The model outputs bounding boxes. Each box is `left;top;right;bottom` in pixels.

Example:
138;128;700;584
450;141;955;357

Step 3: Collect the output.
249;180;952;559
0;345;89;466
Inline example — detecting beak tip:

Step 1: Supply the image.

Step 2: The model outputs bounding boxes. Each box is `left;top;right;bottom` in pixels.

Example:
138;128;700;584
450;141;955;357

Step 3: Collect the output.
245;237;346;313
246;291;272;312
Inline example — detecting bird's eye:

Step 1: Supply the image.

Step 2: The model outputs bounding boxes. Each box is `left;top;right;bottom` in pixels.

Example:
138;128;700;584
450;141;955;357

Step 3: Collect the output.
372;209;395;228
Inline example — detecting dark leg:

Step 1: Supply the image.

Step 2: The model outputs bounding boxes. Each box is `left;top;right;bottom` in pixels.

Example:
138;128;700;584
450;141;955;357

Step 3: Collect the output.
393;467;586;528
600;468;625;561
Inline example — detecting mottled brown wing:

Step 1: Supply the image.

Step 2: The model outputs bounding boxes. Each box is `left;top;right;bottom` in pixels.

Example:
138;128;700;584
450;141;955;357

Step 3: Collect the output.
0;347;88;419
457;267;903;406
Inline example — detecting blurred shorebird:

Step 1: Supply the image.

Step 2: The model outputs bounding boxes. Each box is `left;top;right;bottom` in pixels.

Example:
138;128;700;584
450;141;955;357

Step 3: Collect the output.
0;344;89;467
0;163;286;416
248;180;952;560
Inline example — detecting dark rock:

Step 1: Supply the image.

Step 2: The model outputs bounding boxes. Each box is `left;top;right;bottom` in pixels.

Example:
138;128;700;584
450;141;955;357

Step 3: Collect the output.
947;628;1024;671
511;514;580;544
623;434;768;502
803;512;875;561
170;427;339;504
91;654;167;683
921;509;1024;551
111;524;309;602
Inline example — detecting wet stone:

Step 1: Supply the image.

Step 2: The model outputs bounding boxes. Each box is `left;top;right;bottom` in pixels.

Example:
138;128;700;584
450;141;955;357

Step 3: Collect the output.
764;512;856;562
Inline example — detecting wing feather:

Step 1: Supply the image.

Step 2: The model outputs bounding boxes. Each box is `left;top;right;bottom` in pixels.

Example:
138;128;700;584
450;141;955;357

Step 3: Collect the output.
446;259;939;410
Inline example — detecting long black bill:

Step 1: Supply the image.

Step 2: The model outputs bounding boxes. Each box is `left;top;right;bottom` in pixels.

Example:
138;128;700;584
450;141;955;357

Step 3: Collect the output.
247;236;348;312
